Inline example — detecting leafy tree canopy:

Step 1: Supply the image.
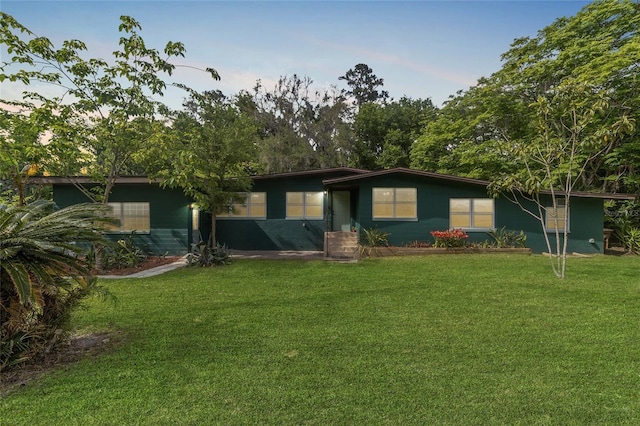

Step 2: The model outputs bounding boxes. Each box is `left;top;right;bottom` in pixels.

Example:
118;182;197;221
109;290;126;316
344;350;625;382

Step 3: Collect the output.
339;63;389;107
411;0;639;193
240;75;352;173
144;89;257;246
0;13;219;202
354;96;437;170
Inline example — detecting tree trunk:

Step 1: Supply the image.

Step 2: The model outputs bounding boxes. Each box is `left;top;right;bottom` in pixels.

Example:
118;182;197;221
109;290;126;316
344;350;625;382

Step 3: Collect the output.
93;243;104;272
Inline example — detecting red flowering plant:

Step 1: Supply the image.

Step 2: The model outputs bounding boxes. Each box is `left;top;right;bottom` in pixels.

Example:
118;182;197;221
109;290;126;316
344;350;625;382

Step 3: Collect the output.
430;228;469;248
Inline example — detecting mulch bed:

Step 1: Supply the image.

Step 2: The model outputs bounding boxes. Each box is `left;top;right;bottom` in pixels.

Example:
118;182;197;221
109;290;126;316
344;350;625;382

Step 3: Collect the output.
93;256;182;276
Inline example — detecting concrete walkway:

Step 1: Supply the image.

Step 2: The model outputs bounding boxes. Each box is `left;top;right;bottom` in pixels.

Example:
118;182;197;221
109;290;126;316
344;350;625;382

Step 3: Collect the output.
97;251;328;279
97;257;189;279
230;250;325;260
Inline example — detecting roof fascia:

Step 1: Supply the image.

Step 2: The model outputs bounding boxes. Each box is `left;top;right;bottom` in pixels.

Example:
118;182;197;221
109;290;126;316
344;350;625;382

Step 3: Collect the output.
323;168;636;200
252;167;369;180
323;167;490;186
28;176;162;185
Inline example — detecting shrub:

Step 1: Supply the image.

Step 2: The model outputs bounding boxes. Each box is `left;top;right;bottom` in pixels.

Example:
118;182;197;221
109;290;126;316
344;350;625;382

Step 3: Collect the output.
430;229;469;248
487;227;527;248
358;227;391;256
360;227;390;247
187;241;232;267
616;226;640;254
605;200;640;248
101;232;147;270
405;240;432;248
0;202;111;371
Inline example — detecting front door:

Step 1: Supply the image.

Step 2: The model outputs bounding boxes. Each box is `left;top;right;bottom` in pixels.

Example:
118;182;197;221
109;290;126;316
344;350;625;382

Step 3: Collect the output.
332;191;351;232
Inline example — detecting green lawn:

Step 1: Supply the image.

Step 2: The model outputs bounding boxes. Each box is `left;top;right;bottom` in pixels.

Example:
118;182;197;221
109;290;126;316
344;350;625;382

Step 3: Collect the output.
2;255;639;424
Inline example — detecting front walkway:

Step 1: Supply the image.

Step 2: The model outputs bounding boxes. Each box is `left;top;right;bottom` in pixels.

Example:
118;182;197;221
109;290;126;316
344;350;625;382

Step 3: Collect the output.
97;257;189;279
98;251;327;279
230;250;324;260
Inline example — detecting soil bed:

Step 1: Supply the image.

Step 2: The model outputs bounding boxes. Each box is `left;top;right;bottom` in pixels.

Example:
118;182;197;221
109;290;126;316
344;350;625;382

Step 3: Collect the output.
94;256;182;276
1;330;125;396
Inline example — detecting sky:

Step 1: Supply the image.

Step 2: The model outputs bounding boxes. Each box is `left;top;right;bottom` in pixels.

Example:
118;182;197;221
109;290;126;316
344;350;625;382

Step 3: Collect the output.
1;0;593;109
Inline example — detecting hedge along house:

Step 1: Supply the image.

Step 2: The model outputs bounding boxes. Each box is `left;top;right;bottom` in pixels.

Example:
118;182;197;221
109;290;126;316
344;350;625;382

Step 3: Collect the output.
38;168;633;256
322;168;635;255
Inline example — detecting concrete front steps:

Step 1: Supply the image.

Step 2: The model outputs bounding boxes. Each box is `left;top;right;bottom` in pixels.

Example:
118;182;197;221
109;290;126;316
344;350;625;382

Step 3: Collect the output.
324;231;359;259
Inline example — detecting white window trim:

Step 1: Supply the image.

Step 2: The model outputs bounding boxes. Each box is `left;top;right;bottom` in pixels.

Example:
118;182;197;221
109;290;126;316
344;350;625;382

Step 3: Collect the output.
372;187;418;221
218;192;267;220
449;198;495;230
106;202;150;234
286;191;324;220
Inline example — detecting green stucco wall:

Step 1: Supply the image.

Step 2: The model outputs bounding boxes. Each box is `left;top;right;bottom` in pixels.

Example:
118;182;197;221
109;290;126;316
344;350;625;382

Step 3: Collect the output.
349;174;605;254
53;183;192;255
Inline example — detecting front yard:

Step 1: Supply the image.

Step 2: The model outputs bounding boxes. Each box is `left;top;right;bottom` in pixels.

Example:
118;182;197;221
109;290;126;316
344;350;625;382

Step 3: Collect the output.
1;255;639;424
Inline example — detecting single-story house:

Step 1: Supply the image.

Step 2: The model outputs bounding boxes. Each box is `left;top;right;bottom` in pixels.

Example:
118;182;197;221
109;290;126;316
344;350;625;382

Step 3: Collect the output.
36;168;635;255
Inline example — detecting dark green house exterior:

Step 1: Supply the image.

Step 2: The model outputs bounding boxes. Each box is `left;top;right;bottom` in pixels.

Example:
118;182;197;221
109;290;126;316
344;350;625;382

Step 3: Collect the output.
44;177;194;255
212;168;368;250
42;168;632;255
322;168;631;254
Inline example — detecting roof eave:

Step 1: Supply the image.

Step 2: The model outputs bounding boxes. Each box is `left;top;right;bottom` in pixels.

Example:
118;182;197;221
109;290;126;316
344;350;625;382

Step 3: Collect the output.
323;167;490;186
253;167;369;180
28;176;162;185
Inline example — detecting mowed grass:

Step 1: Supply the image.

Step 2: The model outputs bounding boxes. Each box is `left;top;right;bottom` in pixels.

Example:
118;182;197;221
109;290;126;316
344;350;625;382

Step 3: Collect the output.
2;254;639;424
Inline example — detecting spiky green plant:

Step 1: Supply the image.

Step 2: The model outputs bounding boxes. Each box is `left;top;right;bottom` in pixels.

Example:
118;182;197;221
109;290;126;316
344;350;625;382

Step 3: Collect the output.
358;227;392;257
0;201;112;370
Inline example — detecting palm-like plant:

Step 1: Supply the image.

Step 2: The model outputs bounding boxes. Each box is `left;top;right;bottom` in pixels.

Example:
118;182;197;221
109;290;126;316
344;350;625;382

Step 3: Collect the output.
1;201;112;370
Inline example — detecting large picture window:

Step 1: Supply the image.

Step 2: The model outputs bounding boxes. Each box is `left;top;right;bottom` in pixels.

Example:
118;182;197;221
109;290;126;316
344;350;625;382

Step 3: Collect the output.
106;202;150;233
545;204;568;232
449;198;494;229
218;192;266;219
372;188;417;219
286;192;323;219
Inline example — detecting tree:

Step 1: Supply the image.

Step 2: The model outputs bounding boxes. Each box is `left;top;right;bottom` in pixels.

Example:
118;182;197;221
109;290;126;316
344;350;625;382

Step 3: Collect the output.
410;82;529;179
486;0;638;277
339;63;389;107
412;0;640;192
146;89;257;247
354;97;437;169
494;0;640;193
0;201;111;370
0;13;219;203
490;84;633;278
0;107;50;205
410;0;639;277
242;75;352;173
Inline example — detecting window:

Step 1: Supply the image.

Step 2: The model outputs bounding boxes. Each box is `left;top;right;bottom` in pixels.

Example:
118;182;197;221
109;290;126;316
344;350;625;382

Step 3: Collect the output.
372;188;417;219
286;192;323;219
449;198;494;229
545;203;568;232
106;202;150;232
218;192;266;219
